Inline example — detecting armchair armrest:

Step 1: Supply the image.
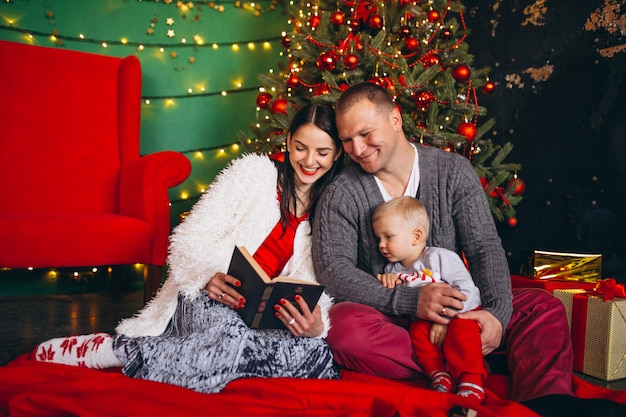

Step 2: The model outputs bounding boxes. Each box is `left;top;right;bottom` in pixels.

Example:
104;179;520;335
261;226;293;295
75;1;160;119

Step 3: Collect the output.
120;151;191;265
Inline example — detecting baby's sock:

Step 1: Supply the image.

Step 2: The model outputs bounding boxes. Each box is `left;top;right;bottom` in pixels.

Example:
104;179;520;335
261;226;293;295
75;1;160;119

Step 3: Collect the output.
430;371;454;393
33;333;123;369
457;382;485;402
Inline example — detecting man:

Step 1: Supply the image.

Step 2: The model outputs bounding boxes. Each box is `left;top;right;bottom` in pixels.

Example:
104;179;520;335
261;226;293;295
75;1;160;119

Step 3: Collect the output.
311;82;625;417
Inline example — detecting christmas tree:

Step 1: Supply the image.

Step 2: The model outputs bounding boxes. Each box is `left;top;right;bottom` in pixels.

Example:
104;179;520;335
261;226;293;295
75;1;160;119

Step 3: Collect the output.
242;0;524;223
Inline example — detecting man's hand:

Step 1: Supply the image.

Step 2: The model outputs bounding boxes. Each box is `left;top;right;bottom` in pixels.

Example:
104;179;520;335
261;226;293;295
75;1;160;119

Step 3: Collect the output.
417;282;466;325
456;309;503;355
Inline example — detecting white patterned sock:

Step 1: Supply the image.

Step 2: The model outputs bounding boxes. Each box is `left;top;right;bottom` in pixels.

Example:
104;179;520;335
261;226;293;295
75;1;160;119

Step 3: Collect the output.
33;333;123;369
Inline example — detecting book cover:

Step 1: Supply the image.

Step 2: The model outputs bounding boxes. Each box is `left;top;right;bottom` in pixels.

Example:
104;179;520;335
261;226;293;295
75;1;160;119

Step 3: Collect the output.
227;246;325;329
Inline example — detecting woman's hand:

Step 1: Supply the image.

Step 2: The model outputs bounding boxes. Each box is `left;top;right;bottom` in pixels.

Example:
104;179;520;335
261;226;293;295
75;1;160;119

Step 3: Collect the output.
204;272;246;310
274;295;323;338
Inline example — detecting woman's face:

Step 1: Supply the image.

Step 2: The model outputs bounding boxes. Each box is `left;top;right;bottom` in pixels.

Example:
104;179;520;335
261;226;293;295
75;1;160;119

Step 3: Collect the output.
287;123;340;191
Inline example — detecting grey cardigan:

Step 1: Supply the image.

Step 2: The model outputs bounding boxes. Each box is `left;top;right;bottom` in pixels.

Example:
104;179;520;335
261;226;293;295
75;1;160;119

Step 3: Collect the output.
312;144;513;330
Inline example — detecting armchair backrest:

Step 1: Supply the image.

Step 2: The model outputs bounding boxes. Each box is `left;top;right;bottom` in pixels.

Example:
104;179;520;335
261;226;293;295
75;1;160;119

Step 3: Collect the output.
0;40;141;215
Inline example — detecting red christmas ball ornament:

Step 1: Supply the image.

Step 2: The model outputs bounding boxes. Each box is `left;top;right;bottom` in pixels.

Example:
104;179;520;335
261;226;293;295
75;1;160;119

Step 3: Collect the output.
480;177;499;197
427;9;440;23
398;74;407;87
256;92;272;109
440;28;453;40
287;73;299;88
270;97;289;115
269;151;285;163
368;14;383;30
343;53;359;70
413;91;435;111
457;122;477;141
280;34;291;49
369;76;394;90
317;52;337;71
331;10;345;26
422;51;440;68
507;178;526;196
507;217;518;228
482;80;496;94
452;64;472;83
404;37;419;52
397;25;412;39
339;82;350;91
309;15;321;29
314;84;331;95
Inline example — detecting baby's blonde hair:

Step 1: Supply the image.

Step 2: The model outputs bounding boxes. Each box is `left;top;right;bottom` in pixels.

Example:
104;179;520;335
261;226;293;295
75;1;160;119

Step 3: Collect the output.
372;196;430;239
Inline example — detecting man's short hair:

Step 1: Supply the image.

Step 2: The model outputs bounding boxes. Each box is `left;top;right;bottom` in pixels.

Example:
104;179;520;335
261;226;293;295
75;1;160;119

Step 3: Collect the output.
335;82;395;115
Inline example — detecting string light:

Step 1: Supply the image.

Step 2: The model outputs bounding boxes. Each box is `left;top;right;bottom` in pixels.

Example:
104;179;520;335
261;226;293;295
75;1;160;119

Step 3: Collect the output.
0;24;281;49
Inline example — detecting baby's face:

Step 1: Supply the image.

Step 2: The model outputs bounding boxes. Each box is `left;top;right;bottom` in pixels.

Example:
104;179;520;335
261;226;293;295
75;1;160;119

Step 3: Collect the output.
373;215;422;263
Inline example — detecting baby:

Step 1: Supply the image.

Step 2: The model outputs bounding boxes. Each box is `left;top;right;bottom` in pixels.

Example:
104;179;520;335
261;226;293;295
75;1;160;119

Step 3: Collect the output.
372;196;486;402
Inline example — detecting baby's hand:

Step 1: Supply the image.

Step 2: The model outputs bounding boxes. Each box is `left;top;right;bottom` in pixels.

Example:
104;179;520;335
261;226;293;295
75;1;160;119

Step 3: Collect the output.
430;322;448;346
377;273;401;288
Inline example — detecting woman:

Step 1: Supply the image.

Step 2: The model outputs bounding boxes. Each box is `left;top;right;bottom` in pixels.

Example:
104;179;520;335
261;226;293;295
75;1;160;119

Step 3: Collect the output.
34;103;344;393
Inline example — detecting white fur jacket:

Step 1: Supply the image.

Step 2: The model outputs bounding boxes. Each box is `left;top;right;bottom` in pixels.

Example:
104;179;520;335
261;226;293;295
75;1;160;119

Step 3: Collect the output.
116;153;333;339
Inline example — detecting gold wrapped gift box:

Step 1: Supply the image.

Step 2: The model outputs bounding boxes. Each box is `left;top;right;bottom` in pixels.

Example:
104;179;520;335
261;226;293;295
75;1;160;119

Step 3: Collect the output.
554;289;626;381
520;250;602;282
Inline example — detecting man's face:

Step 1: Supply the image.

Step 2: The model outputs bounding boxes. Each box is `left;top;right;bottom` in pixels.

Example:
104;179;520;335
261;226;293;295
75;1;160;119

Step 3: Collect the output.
336;99;400;174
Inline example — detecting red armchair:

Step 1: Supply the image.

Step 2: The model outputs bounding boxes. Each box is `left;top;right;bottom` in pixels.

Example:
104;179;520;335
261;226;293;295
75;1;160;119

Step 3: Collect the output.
0;40;191;301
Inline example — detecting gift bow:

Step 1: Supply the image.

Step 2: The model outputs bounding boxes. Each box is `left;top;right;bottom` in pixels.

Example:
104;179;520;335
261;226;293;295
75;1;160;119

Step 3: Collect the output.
594;278;626;301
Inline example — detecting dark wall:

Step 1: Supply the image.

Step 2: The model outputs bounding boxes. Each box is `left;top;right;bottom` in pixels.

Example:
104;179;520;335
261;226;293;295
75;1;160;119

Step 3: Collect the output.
464;0;626;282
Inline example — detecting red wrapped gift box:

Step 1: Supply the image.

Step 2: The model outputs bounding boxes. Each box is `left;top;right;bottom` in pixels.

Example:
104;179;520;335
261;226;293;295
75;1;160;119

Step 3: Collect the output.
554;282;626;381
511;275;597;294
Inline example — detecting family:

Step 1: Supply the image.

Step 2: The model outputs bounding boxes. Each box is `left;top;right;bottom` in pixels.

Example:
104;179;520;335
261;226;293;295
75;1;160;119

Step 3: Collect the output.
34;83;625;417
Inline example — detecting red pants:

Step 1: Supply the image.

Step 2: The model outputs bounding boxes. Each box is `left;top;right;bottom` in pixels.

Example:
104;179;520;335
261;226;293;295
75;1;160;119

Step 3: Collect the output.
327;288;574;401
409;314;487;386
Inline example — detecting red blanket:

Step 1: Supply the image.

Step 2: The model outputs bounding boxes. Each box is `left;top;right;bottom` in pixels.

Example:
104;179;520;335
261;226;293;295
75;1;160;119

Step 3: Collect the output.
1;355;625;417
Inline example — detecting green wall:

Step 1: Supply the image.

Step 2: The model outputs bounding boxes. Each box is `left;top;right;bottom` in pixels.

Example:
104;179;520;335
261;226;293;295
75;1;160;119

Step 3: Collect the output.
0;0;289;225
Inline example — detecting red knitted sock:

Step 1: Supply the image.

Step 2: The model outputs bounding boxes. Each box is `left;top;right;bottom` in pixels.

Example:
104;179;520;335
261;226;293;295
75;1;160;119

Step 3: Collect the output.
430;371;454;393
457;382;485;403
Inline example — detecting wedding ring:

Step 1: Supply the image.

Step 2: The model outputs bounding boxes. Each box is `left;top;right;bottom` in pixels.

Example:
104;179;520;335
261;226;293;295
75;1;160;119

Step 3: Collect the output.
441;307;446;315
218;292;225;299
288;318;296;325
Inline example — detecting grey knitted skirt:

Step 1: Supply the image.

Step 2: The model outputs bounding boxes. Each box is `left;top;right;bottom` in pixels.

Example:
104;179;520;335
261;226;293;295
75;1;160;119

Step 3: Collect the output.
112;293;339;393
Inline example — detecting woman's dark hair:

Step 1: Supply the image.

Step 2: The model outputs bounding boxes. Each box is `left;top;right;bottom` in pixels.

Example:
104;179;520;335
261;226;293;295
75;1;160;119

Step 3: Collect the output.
276;102;343;230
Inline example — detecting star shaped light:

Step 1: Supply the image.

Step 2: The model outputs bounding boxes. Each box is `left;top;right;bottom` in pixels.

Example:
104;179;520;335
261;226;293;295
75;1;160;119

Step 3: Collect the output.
167;29;175;38
166;17;174;25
